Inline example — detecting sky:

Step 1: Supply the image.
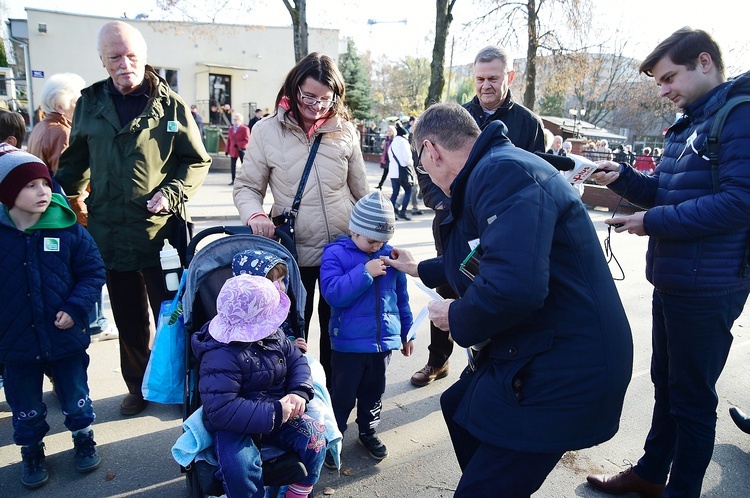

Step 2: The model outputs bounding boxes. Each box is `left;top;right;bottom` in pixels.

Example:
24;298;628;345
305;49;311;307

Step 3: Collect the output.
6;0;750;74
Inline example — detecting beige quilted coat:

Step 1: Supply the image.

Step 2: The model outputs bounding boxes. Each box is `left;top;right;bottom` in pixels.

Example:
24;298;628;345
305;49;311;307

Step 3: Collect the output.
233;108;369;267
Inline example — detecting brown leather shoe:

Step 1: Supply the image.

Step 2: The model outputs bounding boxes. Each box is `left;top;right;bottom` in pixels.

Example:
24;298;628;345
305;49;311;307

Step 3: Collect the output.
120;394;148;416
410;363;449;387
587;467;665;498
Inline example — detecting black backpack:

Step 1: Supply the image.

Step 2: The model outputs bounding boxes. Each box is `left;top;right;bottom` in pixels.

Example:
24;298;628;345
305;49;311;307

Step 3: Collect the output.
703;94;750;276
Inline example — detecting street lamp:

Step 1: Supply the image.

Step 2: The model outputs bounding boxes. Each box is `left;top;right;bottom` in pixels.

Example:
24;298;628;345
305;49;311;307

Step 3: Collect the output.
569;108;586;138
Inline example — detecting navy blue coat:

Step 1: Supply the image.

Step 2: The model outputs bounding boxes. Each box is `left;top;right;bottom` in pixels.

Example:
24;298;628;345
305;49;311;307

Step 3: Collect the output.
320;236;413;353
0;196;105;363
609;72;750;295
419;121;633;453
191;325;314;435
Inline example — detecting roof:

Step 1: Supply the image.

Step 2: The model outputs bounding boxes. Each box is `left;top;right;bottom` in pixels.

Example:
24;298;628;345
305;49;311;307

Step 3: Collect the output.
541;115;628;142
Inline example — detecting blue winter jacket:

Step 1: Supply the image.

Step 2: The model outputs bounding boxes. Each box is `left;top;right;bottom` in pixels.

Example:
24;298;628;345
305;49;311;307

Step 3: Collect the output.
191;325;314;435
418;121;633;453
0;194;106;363
609;71;750;295
320;236;413;353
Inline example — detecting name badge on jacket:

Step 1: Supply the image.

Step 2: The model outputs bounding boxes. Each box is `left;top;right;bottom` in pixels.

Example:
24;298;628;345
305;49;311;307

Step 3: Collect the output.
44;238;60;251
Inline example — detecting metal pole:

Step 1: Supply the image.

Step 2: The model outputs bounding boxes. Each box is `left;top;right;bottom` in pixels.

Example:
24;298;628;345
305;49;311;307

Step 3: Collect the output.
8;34;34;127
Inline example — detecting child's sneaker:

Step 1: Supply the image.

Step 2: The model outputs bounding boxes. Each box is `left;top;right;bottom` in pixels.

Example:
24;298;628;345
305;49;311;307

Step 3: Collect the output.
20;441;49;489
323;448;337;469
358;433;388;460
73;430;101;473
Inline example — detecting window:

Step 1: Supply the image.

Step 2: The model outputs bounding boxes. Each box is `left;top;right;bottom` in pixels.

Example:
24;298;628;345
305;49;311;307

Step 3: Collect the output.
209;74;232;126
153;68;179;92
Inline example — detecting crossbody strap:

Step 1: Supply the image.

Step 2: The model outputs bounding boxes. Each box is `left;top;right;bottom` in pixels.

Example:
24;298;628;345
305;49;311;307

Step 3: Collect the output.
290;133;323;217
391;151;403;168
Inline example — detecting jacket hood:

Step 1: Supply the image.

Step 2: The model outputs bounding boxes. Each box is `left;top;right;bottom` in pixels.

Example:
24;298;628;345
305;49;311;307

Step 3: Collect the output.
1;193;76;232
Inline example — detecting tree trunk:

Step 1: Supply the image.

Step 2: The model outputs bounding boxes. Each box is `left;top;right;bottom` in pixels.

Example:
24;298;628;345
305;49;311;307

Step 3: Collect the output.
523;0;538;111
425;0;456;109
282;0;308;62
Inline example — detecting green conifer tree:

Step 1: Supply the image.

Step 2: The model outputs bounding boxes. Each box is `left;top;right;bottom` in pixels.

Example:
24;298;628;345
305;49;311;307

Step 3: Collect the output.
339;39;374;121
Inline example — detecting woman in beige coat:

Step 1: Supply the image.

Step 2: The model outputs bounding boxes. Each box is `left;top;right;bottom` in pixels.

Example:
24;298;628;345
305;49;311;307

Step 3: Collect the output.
233;52;368;383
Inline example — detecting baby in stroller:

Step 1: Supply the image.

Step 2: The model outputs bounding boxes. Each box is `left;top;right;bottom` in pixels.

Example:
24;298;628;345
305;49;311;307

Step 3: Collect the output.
191;274;327;498
232;249;308;353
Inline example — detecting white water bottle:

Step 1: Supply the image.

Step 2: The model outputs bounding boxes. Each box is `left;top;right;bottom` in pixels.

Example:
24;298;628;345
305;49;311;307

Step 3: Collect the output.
160;239;183;296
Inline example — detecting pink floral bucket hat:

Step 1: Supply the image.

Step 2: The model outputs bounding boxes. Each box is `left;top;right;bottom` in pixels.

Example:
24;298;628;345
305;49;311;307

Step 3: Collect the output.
208;274;291;344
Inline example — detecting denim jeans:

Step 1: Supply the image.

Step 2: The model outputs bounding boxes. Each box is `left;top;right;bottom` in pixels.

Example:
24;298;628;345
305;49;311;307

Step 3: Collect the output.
390;178;411;217
4;351;94;446
634;288;749;498
214;414;327;498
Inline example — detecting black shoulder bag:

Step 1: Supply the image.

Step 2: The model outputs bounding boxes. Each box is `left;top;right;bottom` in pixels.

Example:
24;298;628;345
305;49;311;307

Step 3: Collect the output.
271;133;323;242
392;152;415;188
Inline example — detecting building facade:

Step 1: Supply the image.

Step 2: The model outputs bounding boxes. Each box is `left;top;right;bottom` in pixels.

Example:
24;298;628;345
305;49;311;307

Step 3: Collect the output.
21;9;339;122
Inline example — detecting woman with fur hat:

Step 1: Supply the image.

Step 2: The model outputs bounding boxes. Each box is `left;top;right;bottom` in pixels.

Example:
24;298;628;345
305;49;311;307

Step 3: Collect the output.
191;275;326;498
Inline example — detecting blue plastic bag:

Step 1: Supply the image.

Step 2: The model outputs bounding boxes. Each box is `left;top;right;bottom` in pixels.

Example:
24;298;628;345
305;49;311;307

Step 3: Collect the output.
142;273;187;404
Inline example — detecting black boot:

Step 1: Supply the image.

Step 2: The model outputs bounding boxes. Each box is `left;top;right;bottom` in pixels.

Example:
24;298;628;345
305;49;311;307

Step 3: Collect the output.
730;407;750;434
20;442;49;489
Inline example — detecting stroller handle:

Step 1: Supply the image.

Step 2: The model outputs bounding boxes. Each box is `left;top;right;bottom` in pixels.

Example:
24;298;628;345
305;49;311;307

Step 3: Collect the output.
185;226;297;267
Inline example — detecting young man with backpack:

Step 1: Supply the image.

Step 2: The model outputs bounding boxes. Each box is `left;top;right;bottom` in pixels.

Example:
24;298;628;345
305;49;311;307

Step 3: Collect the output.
587;27;750;498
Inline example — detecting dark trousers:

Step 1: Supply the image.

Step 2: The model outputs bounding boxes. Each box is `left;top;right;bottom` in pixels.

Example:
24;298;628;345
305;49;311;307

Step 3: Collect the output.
440;372;563;497
634;288;748;498
389;179;411;217
4;351;94;446
330;350;391;435
427;283;459;368
376;163;389;189
106;267;167;396
299;266;332;386
427;206;458;368
229;149;245;182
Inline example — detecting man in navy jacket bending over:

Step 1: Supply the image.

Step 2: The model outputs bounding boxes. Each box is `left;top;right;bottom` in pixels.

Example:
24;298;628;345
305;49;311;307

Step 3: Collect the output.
382;102;633;497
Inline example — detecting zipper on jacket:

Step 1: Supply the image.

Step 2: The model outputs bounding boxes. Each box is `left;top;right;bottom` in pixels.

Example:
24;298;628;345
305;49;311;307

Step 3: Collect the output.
372;252;383;353
310;133;332;244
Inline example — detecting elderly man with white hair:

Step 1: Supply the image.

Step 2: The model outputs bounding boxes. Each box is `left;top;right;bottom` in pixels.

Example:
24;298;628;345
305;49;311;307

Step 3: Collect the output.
57;21;210;416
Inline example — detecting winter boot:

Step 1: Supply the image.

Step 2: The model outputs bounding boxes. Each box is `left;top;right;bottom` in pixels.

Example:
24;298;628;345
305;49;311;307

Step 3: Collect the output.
73;429;101;473
20;441;49;489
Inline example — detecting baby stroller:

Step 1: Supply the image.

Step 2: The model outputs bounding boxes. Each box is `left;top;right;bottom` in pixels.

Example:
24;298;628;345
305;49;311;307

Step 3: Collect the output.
179;226;310;497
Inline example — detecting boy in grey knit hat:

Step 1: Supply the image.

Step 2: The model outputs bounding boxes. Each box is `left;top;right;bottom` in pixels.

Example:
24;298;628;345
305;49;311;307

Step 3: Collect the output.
319;192;413;465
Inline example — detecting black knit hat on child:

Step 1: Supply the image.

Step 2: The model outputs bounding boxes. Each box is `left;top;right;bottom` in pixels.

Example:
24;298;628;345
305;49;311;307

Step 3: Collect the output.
349;192;396;242
0;147;51;208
